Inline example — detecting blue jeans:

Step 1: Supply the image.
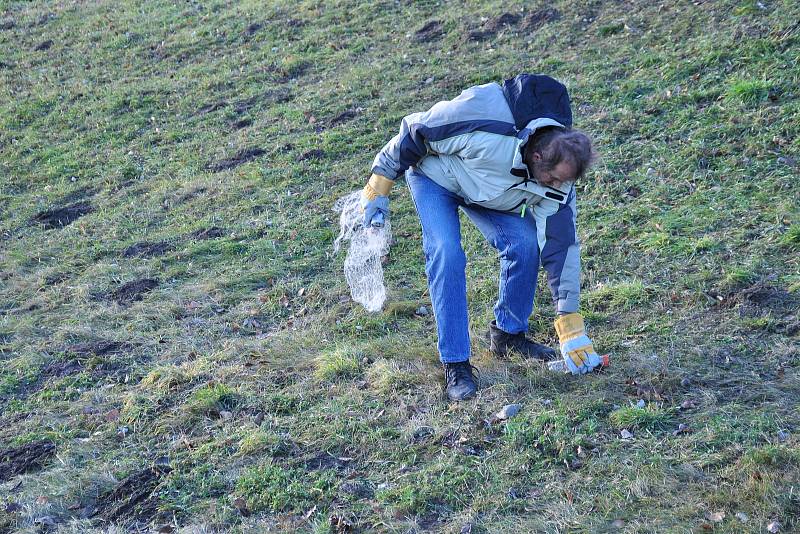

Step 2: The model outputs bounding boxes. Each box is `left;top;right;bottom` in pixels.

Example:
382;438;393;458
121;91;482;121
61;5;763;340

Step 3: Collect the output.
407;170;540;363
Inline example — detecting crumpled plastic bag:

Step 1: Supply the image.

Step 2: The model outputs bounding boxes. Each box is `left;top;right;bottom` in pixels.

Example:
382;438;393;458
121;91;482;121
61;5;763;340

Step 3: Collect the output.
333;191;391;312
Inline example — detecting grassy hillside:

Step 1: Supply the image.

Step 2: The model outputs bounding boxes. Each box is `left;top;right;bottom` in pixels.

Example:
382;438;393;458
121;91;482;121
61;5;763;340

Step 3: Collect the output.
1;0;798;532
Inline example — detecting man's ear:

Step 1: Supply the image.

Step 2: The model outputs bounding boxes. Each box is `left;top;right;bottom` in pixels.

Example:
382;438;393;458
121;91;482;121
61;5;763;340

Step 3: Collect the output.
531;152;542;163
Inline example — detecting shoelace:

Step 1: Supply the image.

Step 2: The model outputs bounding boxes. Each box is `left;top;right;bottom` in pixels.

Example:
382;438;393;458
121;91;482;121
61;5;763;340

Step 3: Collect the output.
445;362;479;385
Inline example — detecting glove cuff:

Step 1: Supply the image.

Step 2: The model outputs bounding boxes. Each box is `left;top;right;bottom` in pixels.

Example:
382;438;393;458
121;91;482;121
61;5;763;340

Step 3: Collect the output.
554;313;585;343
363;173;393;201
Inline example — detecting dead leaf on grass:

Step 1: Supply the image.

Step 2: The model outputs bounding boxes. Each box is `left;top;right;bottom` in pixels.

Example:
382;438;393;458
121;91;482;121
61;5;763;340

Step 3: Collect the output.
673;423;691;436
708;511;725;522
232;496;249;516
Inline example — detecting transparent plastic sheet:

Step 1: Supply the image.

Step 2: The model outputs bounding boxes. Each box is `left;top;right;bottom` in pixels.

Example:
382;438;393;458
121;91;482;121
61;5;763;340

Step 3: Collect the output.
333;191;391;312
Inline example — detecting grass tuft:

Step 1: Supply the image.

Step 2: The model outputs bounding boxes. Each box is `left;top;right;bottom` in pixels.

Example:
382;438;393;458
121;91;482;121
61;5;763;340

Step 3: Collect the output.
314;346;362;382
585;280;652;311
727;79;771;104
781;224;800;249
185;383;237;417
235;462;336;513
608;405;672;430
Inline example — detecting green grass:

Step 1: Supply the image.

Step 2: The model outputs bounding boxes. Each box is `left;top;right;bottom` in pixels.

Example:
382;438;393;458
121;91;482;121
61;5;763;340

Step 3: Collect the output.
0;0;798;532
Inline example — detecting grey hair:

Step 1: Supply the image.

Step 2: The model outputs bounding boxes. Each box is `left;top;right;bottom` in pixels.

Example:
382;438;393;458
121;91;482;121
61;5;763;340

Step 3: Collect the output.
526;127;597;179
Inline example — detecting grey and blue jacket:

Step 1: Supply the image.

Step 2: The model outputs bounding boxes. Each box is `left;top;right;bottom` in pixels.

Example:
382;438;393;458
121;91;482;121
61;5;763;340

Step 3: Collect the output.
372;74;581;313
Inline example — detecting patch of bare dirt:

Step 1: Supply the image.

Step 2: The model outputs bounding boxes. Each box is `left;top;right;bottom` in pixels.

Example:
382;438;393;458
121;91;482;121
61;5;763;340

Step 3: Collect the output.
66;340;128;357
38;359;85;380
465;10;560;41
123;240;173;258
244;22;263;37
43;272;71;285
302;452;351;472
34;39;53;51
90;465;171;527
232;118;252;129
467;12;521;41
413;20;444;42
299;149;324;161
189;226;225;240
32;202;93;229
329;108;362;127
195;90;291;118
737;284;797;314
0;440;55;482
0;19;15;30
0;414;29;441
31;13;56;27
731;284;799;334
196;101;227;115
339;480;374;499
207;147;266;172
524;8;561;30
110;279;159;305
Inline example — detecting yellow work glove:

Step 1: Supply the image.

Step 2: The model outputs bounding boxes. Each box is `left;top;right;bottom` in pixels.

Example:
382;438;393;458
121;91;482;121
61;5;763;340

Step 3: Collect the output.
554;313;603;375
360;173;393;228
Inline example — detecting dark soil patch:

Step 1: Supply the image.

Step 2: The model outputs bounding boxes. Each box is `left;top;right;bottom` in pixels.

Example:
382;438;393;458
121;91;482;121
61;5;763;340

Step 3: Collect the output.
0;61;13;70
110;278;159;305
733;284;799;319
739;284;796;311
417;512;445;530
232;95;260;115
90;465;171;527
467;12;521;41
286;18;305;27
173;186;208;205
122;240;173;258
299;149;324;161
0;440;56;482
32;202;93;229
207;147;266;172
302;452;350;472
43;272;71;285
34;39;53;51
66;340;128;357
244;22;263;37
39;359;85;380
0;413;30;439
524;8;561;30
329;108;361;127
197;90;290;118
196;101;227;115
339;480;374;499
413;20;444;42
0;19;15;30
232;118;252;129
32;13;56;27
189;226;225;240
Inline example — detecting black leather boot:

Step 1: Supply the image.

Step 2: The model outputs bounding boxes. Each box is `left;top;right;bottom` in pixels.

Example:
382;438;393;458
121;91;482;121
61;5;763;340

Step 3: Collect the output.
443;360;478;401
488;320;557;361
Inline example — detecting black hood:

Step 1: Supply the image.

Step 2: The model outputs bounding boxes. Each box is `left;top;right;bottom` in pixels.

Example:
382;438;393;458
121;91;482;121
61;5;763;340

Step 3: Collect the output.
501;74;573;130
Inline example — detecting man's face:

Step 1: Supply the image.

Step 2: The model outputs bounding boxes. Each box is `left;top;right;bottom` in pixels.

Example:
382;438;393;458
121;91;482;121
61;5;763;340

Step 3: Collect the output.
531;157;576;190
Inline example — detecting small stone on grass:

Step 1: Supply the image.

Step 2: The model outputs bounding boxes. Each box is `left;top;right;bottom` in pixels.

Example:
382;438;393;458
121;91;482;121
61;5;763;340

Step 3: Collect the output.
495;403;521;420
